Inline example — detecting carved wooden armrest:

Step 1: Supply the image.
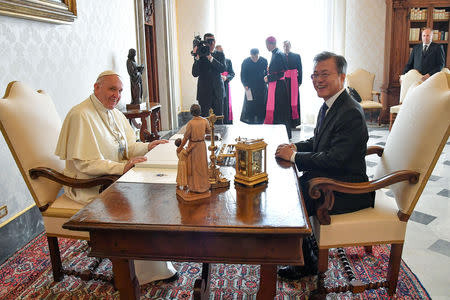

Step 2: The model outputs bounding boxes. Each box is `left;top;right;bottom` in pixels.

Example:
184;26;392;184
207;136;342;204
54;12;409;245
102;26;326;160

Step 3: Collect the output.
29;167;119;192
308;170;420;225
366;145;384;157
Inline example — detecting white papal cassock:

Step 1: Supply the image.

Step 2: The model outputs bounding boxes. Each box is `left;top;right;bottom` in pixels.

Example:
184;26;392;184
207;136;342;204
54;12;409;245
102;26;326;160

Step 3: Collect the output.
55;94;176;284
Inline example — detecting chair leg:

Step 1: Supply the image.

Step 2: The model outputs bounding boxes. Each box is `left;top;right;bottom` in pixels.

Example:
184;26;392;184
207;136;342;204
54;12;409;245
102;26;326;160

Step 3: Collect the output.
387;243;404;296
364;245;373;254
389;113;397;131
47;236;64;282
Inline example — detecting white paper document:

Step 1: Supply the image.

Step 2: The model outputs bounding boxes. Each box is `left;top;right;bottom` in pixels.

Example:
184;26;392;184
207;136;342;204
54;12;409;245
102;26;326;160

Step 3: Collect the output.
136;142;179;169
118;168;177;184
245;88;253;101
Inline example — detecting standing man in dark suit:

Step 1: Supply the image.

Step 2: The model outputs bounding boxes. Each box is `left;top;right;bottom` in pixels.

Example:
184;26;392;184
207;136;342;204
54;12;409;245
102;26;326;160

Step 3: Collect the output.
275;52;374;280
264;36;291;139
403;27;445;81
283;40;303;129
215;45;235;124
192;33;226;118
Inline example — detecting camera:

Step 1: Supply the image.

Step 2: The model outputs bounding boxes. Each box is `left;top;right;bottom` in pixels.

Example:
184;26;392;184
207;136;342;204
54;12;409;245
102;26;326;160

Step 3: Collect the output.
191;35;211;57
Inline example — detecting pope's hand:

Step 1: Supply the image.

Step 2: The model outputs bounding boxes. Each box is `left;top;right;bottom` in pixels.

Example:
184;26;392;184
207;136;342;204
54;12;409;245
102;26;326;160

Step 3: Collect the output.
148;139;168;151
123;156;147;174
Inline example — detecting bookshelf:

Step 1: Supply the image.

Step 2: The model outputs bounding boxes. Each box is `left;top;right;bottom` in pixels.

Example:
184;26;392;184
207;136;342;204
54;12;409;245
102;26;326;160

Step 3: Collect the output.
380;0;449;124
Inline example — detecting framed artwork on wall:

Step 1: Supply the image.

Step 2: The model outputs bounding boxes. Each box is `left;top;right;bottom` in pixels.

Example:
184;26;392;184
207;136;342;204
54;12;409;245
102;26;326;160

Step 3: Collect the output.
0;0;77;24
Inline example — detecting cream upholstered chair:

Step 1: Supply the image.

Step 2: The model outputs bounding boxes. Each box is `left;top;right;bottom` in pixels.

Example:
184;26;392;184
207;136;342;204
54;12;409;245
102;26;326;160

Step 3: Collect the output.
308;70;449;297
0;82;118;282
347;68;382;125
390;69;423;130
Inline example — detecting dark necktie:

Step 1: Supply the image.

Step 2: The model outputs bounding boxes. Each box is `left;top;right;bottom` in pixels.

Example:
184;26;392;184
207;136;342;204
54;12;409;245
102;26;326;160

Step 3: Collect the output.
316;102;328;132
423;45;428;55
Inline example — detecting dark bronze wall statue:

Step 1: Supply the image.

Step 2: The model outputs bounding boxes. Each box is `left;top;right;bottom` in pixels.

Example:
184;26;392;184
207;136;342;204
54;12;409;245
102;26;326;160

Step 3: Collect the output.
126;48;145;105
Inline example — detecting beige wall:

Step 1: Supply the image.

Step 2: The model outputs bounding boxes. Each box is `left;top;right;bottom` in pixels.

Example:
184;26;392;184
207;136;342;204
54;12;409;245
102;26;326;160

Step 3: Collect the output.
0;0;137;224
345;0;386;91
175;0;216;111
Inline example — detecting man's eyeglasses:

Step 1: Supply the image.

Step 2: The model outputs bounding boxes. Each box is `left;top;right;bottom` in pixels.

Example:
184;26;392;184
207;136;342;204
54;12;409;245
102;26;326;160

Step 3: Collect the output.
310;72;338;80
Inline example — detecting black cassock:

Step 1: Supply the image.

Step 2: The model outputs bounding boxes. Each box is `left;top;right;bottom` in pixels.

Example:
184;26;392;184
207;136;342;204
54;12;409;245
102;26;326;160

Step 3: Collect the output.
285;51;302;127
266;48;291;139
222;58;235;124
240;56;268;124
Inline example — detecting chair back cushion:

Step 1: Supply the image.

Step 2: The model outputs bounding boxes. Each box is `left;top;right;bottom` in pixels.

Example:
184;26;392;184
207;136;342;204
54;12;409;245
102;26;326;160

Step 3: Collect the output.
399;70;423;104
374;71;450;215
0;81;63;207
346;69;375;101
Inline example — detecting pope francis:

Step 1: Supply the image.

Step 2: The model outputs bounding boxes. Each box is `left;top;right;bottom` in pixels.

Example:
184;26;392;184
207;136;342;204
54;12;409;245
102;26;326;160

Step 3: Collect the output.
55;70;177;284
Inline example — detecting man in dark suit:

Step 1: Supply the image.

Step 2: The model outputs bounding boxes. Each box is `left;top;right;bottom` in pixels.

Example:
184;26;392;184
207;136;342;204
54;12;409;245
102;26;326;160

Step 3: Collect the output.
403;27;445;81
192;33;226;118
283;40;303;128
275;51;374;280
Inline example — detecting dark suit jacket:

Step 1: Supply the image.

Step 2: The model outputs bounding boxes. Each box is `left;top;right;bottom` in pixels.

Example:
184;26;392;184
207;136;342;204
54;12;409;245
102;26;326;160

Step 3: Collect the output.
403;42;445;76
192;51;226;116
285;52;303;85
294;91;374;215
223;58;235;84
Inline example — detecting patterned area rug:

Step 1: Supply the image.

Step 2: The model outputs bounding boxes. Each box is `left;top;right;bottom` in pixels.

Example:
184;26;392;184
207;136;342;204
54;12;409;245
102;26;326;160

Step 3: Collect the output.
0;233;430;299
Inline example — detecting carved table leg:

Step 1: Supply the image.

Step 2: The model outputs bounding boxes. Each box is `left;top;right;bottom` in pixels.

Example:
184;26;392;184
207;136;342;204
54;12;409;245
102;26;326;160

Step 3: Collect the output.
149;107;161;141
257;264;277;300
310;248;328;300
193;263;211;300
111;258;140;300
139;116;151;142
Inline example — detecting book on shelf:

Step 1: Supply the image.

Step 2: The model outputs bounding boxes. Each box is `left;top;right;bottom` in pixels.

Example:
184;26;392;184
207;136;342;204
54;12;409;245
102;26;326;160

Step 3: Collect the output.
433;30;439;41
432;30;449;41
410;8;427;21
433;8;450;20
409;28;421;41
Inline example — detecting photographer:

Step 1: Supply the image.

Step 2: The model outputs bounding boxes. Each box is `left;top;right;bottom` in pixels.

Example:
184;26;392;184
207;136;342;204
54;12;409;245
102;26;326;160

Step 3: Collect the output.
192;33;226;118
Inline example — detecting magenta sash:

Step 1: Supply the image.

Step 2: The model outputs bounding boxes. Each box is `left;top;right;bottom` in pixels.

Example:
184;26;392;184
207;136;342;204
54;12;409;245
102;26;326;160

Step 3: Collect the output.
264;75;285;124
285;69;299;119
222;71;233;121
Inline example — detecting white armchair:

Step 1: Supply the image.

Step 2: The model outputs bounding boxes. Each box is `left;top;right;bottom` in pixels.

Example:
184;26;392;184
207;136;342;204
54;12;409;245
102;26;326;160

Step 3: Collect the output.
347;68;382;125
0;81;118;282
390;69;423;130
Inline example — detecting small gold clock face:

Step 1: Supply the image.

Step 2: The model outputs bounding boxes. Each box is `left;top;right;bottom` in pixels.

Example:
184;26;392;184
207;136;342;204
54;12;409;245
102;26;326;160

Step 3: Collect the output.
238;150;247;175
252;151;262;174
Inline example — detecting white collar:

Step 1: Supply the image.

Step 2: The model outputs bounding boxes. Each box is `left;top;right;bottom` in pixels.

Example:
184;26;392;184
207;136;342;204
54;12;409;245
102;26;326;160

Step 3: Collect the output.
324;87;345;112
90;94;110;113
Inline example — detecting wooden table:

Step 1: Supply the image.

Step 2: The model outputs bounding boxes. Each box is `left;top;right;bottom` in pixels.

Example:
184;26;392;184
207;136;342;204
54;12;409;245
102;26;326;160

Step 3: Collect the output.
121;102;161;142
64;125;311;300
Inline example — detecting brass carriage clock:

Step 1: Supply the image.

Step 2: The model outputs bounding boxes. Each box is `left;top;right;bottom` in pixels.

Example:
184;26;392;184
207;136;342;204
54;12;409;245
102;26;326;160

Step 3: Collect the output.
234;137;268;186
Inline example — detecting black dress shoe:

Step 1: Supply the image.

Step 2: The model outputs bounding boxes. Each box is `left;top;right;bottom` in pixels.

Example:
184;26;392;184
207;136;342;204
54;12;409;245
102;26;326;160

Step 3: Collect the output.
278;264;318;281
161;272;179;283
278;266;305;280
